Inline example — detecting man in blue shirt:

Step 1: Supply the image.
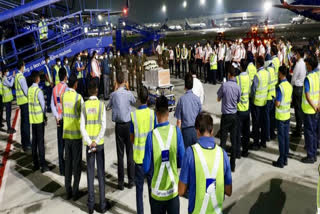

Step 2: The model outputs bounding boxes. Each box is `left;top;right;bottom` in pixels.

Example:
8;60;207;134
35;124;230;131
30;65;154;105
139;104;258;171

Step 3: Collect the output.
101;52;111;100
108;71;136;190
75;53;86;97
44;55;54;113
175;72;202;149
63;56;71;78
178;112;232;214
217;66;241;172
143;95;185;214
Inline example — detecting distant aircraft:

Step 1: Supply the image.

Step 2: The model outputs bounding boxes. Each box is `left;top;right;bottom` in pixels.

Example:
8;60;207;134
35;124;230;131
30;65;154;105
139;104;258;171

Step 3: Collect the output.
185;18;206;30
274;0;320;21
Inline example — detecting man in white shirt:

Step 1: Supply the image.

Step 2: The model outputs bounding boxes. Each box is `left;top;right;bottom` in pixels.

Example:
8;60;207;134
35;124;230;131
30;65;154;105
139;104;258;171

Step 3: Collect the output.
257;41;266;57
204;42;212;83
240;43;246;60
196;43;203;78
233;42;241;63
291;48;307;137
225;43;232;81
218;42;225;83
191;69;204;105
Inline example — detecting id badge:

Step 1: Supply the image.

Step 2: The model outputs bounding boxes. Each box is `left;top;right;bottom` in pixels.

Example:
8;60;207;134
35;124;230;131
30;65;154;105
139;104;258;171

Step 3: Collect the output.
206;178;216;193
161;150;169;162
57;97;61;103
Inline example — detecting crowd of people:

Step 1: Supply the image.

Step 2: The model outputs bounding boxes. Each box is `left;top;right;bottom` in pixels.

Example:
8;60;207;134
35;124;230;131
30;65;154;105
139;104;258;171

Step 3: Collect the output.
0;36;319;214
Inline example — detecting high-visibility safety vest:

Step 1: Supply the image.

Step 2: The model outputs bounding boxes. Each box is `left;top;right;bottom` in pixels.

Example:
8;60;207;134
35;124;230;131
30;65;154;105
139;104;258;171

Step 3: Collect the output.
276;80;293;121
254;68;269;107
62;90;82;140
236;72;250;112
175;48;181;58
15;72;28;105
53;82;67;119
28;86;44;124
131;108;155;164
247;62;257;85
0;77;3;96
192;143;224;214
267;66;277;100
272;56;280;76
38;21;48;40
54;65;61;85
181;48;188;59
302;72;320;114
84;99;105;145
44;64;53;87
75;61;83;79
2;78;13;103
151;125;178;201
210;54;217;70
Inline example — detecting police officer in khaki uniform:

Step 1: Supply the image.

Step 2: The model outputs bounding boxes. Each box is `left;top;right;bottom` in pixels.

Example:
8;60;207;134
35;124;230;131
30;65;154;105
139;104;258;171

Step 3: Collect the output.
162;44;170;69
113;50;123;87
136;48;146;94
126;48;136;91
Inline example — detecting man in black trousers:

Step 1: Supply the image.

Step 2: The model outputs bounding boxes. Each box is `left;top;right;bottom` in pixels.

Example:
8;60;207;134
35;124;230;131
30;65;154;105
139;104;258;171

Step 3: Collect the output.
108;71;136;190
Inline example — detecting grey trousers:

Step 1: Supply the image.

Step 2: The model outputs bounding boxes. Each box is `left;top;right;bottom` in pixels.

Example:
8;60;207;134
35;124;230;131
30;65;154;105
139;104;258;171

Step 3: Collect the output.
103;74;110;99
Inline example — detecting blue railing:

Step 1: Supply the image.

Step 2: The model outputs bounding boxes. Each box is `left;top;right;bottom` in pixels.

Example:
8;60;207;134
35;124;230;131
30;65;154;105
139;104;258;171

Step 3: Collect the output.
0;9;112;69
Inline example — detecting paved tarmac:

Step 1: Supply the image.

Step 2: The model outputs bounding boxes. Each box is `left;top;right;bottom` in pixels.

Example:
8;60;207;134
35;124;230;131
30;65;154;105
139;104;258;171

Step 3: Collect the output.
0;77;318;214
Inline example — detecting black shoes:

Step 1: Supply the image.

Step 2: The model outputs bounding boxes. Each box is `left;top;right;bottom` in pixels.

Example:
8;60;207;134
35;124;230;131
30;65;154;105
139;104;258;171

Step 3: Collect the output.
41;166;50;173
33;166;40;172
231;163;235;172
241;151;249;157
73;190;87;201
272;161;284;168
250;143;260;151
7;128;16;134
128;182;135;189
301;157;315;164
118;185;124;191
291;132;302;138
66;192;73;200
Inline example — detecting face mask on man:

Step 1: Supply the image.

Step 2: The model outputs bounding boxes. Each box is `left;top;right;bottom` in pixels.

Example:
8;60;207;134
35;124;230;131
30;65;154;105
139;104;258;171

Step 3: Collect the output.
77;57;81;61
57;61;61;66
109;53;113;58
129;50;132;54
46;60;50;64
141;49;144;53
95;55;99;60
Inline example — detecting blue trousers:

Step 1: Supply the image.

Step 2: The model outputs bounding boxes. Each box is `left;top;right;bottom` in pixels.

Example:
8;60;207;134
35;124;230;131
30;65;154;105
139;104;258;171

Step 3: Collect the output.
304;114;318;159
135;164;152;214
252;105;267;146
57;120;65;175
266;100;276;140
150;196;180;214
4;102;11;130
181;127;197;149
20;103;31;150
45;86;52;112
277;120;290;165
237;111;250;154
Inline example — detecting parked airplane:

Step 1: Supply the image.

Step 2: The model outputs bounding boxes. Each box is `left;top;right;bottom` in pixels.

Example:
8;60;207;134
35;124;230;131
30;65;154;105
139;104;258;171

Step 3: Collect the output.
185;18;206;30
274;0;320;21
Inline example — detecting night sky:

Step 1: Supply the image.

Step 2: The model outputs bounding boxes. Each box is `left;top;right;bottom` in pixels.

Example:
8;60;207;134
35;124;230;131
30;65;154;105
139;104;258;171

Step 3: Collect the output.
106;0;282;22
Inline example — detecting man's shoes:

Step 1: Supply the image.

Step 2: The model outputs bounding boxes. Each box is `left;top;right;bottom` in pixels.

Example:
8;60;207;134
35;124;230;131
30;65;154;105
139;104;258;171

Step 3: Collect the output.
260;143;267;148
231;163;235;172
272;161;284;168
41;166;50;173
118;185;124;191
0;123;4;128
284;160;288;166
33;166;40;172
7;128;16;134
291;132;302;138
66;192;73;200
270;135;277;141
73;190;87;201
88;208;94;214
250;143;260;151
242;151;249;157
236;154;241;159
301;157;315;164
127;182;135;189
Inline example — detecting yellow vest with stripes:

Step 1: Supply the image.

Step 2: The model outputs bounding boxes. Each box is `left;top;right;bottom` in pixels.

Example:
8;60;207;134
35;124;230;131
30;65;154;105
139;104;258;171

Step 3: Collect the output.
28;86;44;124
84;99;105;145
276;80;293;121
2;77;13;103
267;66;277;100
131;107;155;164
15;72;28;105
236;72;250;112
302;72;320;114
62;90;82;140
254;69;269;107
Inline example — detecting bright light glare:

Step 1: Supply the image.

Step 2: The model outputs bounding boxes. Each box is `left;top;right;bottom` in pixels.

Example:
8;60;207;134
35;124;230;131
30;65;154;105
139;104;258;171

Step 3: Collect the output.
98;14;102;20
122;21;126;26
162;4;166;13
200;0;205;6
264;1;272;12
183;1;187;8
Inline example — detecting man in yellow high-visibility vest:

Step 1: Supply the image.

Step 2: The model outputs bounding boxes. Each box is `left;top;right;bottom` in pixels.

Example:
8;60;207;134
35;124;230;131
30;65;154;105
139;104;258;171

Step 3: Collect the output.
301;55;320;164
130;86;157;214
2;67;16;134
273;66;293;168
38;15;48;40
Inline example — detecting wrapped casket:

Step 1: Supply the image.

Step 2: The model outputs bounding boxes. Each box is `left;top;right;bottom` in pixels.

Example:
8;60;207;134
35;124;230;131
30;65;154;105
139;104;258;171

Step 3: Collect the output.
145;68;170;87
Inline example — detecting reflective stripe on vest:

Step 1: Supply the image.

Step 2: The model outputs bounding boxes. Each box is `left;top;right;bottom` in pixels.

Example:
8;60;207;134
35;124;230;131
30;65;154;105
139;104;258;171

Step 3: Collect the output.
276;81;293;121
132;108;154;164
28;86;44;124
54;65;61;85
302;73;320;114
236;72;250;112
247;63;257;84
76;62;83;79
192;144;223;214
39;21;48;40
0;77;3;96
45;65;53;87
151;125;178;200
254;69;269;106
210;55;217;70
272;57;280;76
53;83;67;118
62;91;82;139
267;66;277;100
84;100;104;145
